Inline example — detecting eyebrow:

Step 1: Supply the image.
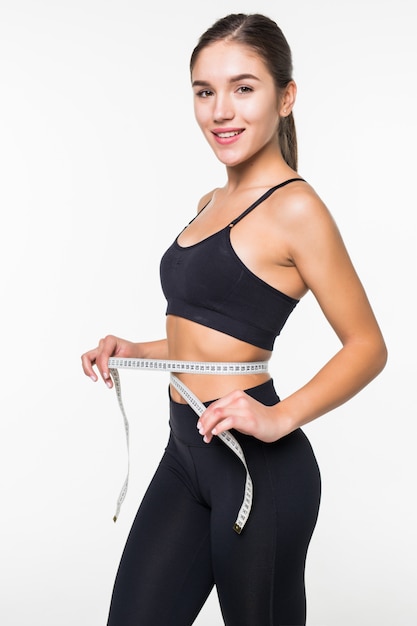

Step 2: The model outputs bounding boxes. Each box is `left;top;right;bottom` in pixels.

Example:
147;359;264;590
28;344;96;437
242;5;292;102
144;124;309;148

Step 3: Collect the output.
192;73;260;88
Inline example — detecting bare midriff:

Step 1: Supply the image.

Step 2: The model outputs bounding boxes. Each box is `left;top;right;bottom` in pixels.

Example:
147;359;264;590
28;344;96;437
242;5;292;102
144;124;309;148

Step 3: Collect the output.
166;315;271;403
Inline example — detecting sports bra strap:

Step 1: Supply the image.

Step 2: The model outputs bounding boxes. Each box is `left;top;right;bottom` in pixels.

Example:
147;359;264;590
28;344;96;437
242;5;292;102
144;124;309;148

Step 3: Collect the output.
230;177;305;227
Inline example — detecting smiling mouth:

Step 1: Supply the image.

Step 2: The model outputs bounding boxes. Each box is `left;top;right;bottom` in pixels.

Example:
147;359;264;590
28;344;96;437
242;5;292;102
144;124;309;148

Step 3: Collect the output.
213;130;244;138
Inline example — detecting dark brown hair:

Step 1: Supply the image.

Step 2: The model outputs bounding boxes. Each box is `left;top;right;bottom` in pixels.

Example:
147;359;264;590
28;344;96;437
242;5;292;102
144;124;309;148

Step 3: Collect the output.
190;13;298;171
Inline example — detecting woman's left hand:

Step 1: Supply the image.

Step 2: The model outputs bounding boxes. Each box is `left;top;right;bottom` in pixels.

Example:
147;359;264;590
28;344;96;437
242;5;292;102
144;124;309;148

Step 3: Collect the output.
197;390;292;444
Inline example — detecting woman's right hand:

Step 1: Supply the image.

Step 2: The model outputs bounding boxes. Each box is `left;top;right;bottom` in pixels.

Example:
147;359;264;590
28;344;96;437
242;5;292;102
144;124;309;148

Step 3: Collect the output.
81;335;138;389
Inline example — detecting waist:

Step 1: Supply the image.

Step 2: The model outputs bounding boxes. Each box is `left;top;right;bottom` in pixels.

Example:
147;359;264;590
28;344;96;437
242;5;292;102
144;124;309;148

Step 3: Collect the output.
169;378;279;445
108;358;269;377
171;370;270;404
165;317;272;401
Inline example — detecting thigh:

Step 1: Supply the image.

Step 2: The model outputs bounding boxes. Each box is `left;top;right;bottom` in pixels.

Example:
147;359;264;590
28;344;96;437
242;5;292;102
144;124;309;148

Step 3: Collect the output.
107;441;215;626
211;429;321;626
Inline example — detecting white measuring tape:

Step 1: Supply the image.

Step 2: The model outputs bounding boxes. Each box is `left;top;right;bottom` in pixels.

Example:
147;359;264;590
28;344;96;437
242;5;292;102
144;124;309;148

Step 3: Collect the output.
108;358;269;534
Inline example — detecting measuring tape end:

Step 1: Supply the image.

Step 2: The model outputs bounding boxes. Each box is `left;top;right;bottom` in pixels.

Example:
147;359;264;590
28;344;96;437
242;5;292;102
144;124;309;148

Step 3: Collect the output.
233;523;242;535
113;515;118;523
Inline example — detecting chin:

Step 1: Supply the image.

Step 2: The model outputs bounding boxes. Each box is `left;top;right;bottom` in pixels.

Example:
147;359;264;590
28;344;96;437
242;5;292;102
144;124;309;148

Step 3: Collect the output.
212;151;247;167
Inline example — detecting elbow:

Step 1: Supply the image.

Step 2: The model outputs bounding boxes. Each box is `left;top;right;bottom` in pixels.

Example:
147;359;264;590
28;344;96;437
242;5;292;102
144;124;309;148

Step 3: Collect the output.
370;334;388;379
347;330;388;383
377;338;388;373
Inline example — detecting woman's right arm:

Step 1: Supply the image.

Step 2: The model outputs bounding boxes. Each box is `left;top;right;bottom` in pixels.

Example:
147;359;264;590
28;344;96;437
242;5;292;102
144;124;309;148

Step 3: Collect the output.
81;336;168;388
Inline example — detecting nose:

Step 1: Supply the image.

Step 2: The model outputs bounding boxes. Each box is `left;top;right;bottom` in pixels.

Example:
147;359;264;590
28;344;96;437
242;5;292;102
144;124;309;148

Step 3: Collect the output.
213;92;234;122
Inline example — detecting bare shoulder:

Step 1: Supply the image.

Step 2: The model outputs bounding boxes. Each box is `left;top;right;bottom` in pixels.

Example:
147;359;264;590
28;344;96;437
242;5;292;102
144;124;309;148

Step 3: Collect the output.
275;180;334;225
197;188;217;213
271;180;343;256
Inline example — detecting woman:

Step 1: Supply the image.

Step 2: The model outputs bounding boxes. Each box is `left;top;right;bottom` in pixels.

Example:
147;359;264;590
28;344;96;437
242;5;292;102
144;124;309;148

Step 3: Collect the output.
81;13;387;626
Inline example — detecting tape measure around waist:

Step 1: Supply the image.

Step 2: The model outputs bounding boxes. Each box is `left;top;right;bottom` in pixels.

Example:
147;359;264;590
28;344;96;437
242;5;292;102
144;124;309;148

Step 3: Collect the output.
108;358;269;534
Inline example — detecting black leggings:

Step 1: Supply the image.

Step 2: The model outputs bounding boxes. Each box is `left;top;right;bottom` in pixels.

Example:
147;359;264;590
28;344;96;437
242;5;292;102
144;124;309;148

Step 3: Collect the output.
107;380;321;626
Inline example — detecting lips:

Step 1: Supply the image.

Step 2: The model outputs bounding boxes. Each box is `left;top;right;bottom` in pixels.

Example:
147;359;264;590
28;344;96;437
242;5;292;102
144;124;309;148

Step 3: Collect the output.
212;128;244;144
215;130;241;138
213;128;243;137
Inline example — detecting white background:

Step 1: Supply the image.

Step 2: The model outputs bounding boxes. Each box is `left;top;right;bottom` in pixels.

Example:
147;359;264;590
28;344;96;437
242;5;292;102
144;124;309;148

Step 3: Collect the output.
1;0;416;624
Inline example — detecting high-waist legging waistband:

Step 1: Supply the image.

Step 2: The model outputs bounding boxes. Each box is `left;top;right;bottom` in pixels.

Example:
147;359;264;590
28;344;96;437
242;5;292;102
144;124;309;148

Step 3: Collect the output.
168;378;279;447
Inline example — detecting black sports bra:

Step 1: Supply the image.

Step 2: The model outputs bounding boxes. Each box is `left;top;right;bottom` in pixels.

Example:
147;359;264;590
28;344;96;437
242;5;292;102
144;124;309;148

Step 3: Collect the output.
160;178;304;351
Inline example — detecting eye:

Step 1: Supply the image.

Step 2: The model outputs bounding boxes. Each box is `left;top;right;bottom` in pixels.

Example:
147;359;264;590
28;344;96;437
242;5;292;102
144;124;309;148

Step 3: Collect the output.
196;89;214;98
236;85;253;94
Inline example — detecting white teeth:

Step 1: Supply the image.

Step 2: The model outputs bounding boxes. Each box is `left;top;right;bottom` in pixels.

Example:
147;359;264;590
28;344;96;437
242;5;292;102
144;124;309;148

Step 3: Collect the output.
217;131;240;138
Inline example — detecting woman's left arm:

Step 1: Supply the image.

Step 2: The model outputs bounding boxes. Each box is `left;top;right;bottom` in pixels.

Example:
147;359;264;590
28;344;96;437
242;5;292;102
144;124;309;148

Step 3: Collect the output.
198;191;388;443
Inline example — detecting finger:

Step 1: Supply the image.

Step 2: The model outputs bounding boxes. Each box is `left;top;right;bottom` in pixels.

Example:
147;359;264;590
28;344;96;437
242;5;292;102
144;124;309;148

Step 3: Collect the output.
199;407;249;443
198;404;229;437
207;389;243;411
198;391;247;433
95;337;117;387
81;338;115;388
201;413;235;444
81;349;99;381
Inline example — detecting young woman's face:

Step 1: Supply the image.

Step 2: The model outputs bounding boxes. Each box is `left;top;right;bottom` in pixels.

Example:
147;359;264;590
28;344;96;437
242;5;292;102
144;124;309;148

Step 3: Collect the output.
191;41;282;167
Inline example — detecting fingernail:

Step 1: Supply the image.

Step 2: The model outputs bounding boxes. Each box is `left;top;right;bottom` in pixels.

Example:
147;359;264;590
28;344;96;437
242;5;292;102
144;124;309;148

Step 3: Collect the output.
203;435;209;443
103;372;109;380
90;375;97;382
106;381;112;388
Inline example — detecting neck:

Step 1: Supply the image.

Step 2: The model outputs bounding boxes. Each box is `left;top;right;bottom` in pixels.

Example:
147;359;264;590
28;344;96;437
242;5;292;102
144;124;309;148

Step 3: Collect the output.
224;145;296;194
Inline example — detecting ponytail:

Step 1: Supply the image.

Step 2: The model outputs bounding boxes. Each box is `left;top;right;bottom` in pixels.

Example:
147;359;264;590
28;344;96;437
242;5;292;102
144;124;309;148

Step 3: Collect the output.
278;111;298;171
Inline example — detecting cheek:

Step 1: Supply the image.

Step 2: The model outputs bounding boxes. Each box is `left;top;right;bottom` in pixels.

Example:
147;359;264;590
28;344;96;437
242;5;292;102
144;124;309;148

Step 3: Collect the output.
254;105;280;136
242;98;278;126
194;102;211;130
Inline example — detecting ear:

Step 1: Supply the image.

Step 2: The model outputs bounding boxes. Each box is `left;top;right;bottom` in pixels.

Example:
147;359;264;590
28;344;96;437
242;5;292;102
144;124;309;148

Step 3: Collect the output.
279;81;297;117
